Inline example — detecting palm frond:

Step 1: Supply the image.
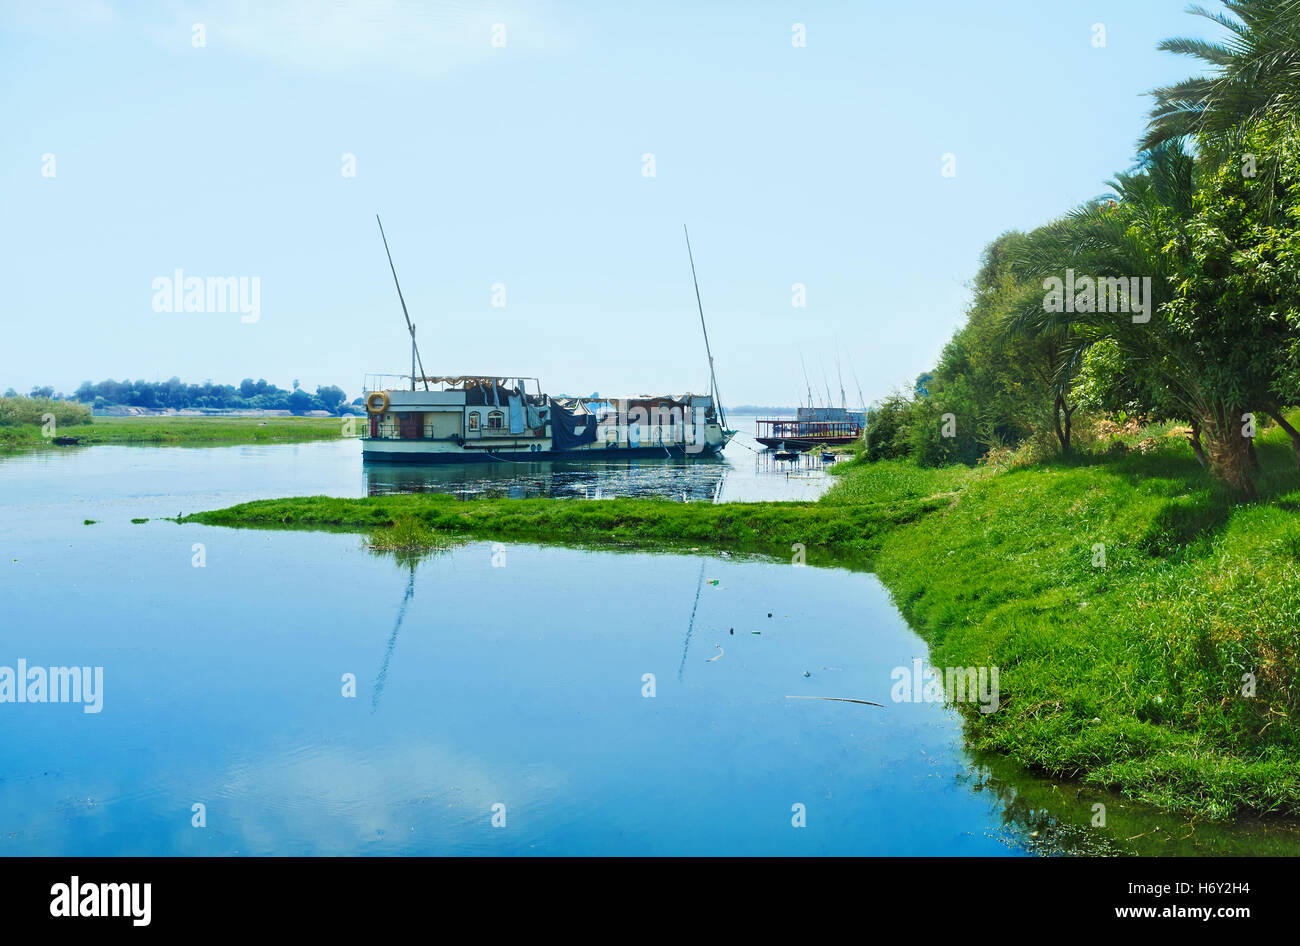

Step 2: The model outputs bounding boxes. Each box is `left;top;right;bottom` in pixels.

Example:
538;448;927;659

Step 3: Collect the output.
1142;0;1300;150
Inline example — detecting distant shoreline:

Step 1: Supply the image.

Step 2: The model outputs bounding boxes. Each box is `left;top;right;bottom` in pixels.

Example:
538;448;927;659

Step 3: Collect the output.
0;415;353;452
90;406;358;418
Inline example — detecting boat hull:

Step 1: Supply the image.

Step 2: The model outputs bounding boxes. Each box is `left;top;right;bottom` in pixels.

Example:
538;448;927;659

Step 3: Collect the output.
755;436;858;451
362;442;728;464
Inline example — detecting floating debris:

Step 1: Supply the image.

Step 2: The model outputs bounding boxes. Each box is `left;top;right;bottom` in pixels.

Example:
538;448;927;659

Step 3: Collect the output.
785;695;883;707
706;645;724;663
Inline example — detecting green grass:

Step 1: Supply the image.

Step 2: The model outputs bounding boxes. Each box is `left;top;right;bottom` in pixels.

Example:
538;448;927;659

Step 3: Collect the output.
367;515;456;551
187;489;946;563
870;437;1300;819
0;415;355;451
180;421;1300;819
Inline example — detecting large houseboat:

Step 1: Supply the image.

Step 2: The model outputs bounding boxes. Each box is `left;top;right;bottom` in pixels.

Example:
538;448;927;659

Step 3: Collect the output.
364;218;735;464
360;375;733;463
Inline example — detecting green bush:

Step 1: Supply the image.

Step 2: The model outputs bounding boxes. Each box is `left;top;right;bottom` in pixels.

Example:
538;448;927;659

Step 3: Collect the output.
864;392;916;461
906;394;987;467
0;397;91;428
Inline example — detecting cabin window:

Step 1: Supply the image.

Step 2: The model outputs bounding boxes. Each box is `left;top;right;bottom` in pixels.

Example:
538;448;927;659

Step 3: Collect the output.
468;411;480;431
487;410;504;429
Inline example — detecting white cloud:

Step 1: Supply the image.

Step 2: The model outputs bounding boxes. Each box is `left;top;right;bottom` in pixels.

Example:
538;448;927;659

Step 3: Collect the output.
213;740;567;853
185;0;559;77
2;0;563;78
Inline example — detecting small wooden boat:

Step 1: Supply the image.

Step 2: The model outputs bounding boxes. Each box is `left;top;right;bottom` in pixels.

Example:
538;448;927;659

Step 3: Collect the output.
51;436;81;446
755;411;862;451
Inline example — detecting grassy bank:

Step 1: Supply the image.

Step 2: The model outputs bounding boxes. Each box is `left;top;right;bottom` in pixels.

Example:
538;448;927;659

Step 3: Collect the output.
181;425;1300;819
0;415;354;451
185;465;959;560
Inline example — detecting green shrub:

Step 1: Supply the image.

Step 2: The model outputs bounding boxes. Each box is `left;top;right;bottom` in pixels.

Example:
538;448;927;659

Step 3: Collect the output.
0;397;91;428
864;392;916;461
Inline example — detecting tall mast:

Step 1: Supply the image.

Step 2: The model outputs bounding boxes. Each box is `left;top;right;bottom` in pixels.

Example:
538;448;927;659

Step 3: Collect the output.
684;225;726;429
800;353;813;409
836;355;846;410
819;355;832;408
376;215;429;391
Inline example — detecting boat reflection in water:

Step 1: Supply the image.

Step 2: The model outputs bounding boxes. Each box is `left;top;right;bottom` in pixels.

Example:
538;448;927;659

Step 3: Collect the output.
364;455;731;502
362;430;843;503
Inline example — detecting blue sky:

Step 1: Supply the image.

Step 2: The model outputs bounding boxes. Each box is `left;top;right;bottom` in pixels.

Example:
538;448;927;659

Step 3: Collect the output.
1;0;1217;406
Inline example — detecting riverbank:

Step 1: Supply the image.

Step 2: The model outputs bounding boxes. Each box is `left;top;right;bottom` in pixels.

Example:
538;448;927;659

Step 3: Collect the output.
0;415;352;451
181;424;1300;819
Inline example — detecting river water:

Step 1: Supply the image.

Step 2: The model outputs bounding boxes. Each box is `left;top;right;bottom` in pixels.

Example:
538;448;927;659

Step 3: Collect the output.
1;436;1296;856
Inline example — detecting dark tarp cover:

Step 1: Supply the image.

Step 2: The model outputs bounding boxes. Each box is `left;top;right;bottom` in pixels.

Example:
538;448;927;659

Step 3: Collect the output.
548;397;598;451
465;381;520;405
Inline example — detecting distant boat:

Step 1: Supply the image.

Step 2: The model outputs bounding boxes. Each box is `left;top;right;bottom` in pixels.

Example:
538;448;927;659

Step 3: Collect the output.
755;406;862;452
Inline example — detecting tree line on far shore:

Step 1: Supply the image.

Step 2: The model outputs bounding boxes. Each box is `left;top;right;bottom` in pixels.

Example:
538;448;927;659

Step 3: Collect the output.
6;378;363;417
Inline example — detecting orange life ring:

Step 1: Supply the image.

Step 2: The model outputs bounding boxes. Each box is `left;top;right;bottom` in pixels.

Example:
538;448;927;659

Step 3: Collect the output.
365;391;390;415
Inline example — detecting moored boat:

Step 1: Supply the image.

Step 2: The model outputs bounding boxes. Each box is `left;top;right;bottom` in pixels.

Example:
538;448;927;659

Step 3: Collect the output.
360;377;733;463
759;355;867;452
362;219;735;465
755;407;863;451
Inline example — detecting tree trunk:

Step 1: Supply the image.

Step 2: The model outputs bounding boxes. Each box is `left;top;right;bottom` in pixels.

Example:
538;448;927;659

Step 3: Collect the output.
1187;418;1208;468
1201;409;1257;500
1053;395;1072;455
1265;408;1300;468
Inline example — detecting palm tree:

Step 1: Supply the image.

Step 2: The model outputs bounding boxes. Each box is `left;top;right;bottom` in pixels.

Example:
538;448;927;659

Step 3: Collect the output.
1008;145;1196;400
1141;0;1300;152
1005;144;1275;494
